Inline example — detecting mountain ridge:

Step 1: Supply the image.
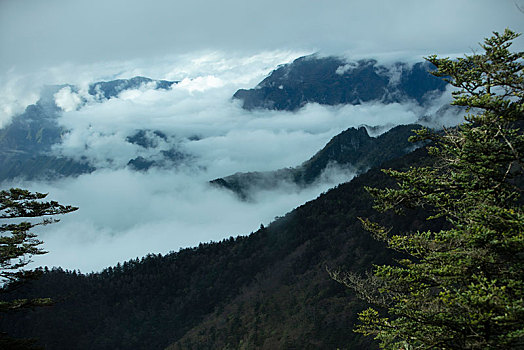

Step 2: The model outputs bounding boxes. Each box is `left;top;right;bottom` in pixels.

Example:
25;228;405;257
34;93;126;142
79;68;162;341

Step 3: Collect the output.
0;145;444;349
0;76;178;181
211;124;423;200
233;55;447;111
0;57;452;184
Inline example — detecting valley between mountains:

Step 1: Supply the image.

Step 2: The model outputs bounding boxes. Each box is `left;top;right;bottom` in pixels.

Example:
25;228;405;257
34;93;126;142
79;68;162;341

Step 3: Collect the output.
1;55;460;349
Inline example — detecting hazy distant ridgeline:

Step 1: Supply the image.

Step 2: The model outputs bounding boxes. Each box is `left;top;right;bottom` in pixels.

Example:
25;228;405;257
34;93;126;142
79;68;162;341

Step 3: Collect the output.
0;77;178;181
211;124;423;200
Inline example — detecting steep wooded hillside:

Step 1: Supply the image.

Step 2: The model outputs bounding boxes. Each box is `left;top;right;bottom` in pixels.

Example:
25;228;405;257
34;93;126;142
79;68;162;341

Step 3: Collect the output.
1;146;444;350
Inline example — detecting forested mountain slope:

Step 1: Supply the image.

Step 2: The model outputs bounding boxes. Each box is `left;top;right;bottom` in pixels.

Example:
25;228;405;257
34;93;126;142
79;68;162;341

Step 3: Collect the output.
1;146;444;350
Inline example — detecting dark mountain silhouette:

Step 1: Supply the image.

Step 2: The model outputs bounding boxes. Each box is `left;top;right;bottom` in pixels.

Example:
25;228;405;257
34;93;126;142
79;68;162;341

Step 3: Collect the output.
233;55;447;111
211;124;423;200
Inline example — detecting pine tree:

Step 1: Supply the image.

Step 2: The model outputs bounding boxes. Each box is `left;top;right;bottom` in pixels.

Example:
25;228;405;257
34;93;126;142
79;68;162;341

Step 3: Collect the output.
1;188;77;310
332;29;524;349
0;188;77;348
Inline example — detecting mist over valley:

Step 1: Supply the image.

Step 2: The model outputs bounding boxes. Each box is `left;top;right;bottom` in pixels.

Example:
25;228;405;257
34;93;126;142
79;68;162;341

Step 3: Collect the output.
1;1;522;348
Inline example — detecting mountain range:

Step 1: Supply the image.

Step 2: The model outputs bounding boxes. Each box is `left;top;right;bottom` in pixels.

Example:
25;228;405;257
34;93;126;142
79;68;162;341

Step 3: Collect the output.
0;55;457;349
0;55;449;188
0;77;178;181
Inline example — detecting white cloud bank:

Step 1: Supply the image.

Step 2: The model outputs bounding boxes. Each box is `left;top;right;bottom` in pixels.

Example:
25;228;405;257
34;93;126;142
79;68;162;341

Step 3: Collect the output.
53;82;427;175
1;0;522;125
0;50;460;273
54;86;82;112
24;165;355;273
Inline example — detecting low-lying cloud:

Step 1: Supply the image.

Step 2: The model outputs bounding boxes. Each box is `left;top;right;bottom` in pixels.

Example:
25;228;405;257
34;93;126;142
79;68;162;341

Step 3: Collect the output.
52;83;434;175
23;164;355;273
1;51;461;273
54;86;83;112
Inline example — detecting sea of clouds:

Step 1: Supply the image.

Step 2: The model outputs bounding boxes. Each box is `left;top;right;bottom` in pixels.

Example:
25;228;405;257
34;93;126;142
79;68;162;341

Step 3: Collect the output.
0;51;459;272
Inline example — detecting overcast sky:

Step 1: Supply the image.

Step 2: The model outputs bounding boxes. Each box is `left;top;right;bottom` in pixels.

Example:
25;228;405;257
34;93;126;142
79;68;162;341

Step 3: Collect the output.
1;0;523;74
1;0;523;272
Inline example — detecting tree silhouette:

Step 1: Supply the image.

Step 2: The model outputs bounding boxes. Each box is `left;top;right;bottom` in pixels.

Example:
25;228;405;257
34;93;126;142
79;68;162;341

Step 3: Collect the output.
1;188;77;348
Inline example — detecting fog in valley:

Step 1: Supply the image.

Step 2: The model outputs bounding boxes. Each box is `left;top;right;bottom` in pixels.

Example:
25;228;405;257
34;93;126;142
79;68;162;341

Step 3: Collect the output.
1;0;522;272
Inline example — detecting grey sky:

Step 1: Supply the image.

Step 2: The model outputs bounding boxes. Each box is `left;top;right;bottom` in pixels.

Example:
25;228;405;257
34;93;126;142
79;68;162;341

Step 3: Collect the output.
1;0;523;74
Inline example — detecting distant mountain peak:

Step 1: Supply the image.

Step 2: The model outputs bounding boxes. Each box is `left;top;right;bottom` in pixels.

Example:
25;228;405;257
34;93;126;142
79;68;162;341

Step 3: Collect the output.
211;124;422;200
88;76;177;100
233;55;447;111
0;76;179;181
